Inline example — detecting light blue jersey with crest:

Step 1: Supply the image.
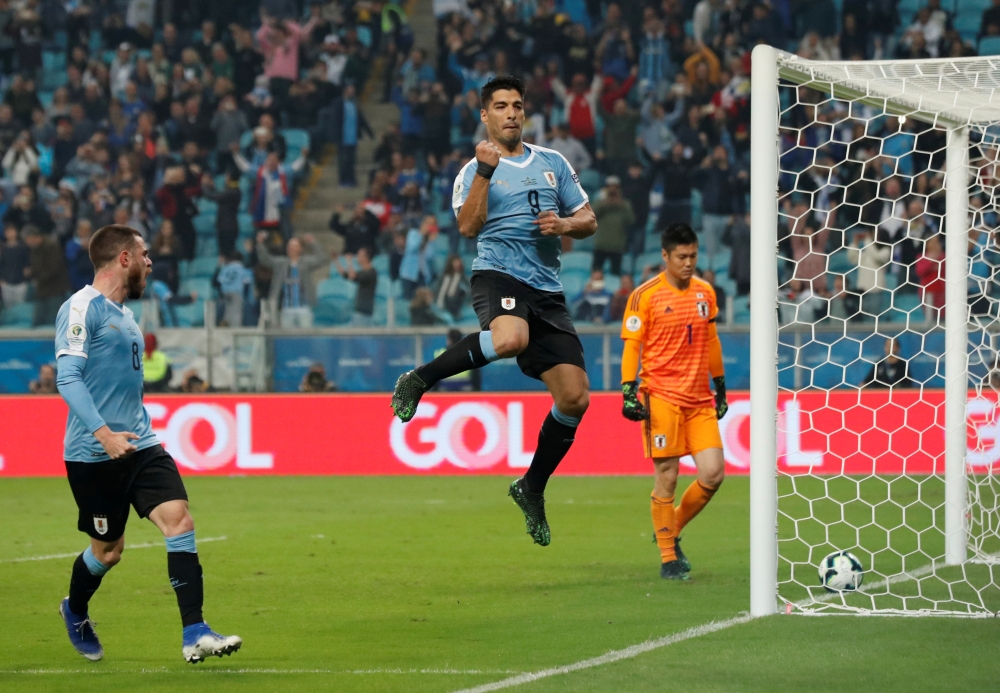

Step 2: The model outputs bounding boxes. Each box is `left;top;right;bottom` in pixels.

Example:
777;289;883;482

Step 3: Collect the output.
55;285;158;462
452;144;589;292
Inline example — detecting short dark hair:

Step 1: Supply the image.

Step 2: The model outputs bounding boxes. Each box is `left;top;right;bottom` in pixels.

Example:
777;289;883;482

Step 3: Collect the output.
661;223;699;254
480;75;525;109
90;224;142;270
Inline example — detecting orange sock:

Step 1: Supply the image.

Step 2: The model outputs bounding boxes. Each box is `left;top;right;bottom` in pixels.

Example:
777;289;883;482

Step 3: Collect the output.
651;495;676;563
675;481;718;534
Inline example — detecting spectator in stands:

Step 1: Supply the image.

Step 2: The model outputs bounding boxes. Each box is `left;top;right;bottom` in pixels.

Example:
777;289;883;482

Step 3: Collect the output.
256;13;304;118
410;286;445;326
847;230;891;321
150;219;182;294
702;269;727;322
2;132;38;186
592;176;635;276
250;151;293;242
983;0;1000;38
155;166;199;261
863;337;914;389
0;223;29;309
551;72;602;156
573;269;613;323
547;122;592;174
723;213;752;296
431;255;470;322
64;220;94;291
256;232;326;328
329;201;380;256
621;161;653;255
29;363;56;394
601;97;641;181
5;186;53;235
142;333;173;393
23;225;70;327
399;215;439;300
693;144;743;265
213;251;252;328
332;247;378;326
916;234;946;322
211;95;249;174
609;274;635;323
201;169;242;257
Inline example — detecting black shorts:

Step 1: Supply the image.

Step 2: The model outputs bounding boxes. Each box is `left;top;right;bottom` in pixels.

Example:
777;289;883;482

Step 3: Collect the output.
471;270;587;380
65;445;188;542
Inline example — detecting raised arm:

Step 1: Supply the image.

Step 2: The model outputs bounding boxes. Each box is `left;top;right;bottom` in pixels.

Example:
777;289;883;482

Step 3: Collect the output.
457;141;501;238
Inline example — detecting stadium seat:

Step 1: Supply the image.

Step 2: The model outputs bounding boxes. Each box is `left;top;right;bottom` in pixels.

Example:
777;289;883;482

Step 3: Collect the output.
636;250;664;274
954;12;983;40
711;249;732;274
172;300;205;327
980;36;1000;55
125;301;144;323
371;254;390;277
187;257;218;279
561;270;588;299
561;251;593;273
238;214;254;235
603;274;621;294
180;278;214;298
314;297;352;326
732;296;750;324
196;237;218;259
317;277;356;300
281;129;310;153
0;302;32;328
198;199;218;216
193;215;216;236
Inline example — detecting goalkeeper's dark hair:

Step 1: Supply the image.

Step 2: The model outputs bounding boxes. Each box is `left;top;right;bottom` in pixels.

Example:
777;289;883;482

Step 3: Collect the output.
90;224;143;270
661;223;699;254
480;75;525;109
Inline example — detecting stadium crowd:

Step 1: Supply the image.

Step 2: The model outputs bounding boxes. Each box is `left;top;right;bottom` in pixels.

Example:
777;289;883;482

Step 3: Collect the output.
3;0;1000;332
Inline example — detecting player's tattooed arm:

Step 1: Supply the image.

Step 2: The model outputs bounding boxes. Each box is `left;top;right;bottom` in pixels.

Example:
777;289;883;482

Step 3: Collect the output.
534;203;597;240
457;141;500;238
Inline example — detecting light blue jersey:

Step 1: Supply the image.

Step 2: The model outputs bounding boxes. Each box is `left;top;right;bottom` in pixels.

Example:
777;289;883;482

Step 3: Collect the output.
55;286;158;462
453;144;589;292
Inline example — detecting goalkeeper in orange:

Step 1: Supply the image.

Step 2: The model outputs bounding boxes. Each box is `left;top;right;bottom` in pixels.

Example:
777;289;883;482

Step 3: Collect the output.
620;223;727;580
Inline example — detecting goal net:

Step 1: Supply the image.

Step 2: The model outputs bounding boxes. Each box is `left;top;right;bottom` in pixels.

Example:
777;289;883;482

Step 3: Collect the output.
749;47;1000;617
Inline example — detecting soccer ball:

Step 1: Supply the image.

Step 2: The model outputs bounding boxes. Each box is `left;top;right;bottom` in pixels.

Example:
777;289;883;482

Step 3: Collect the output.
818;551;864;592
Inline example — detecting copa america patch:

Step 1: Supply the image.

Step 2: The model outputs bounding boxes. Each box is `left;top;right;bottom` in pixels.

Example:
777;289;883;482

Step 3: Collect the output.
501;297;516;310
543;171;557;187
93;515;109;535
654;435;667;449
453;180;464;204
67;323;86;348
625;315;642;332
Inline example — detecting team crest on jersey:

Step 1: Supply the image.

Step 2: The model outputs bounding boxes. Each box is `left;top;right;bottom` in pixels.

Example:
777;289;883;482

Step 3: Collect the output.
543;171;557;187
697;301;710;318
625;315;642;332
93;515;108;535
654;435;667;449
501;297;516;310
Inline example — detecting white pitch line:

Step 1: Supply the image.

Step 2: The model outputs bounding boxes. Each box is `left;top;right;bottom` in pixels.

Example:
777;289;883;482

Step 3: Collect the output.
3;668;525;675
449;613;756;693
0;537;227;564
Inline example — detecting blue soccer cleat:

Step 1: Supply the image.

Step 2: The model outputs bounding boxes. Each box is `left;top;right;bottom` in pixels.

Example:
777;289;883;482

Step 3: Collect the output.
59;597;103;661
182;622;242;663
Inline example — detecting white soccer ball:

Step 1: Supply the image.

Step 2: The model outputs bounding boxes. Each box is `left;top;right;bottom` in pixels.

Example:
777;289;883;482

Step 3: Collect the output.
818;550;864;592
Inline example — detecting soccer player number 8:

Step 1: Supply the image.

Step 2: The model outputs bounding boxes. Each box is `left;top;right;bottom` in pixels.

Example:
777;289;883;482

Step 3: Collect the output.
132;342;140;371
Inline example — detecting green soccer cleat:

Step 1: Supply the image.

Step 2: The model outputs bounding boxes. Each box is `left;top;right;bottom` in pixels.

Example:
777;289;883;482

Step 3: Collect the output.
390;370;428;423
508;478;550;546
675;536;691;573
660;560;690;581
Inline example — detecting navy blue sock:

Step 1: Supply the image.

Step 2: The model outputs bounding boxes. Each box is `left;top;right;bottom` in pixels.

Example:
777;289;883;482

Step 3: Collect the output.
68;547;111;616
166;531;204;627
524;406;582;494
415;331;499;387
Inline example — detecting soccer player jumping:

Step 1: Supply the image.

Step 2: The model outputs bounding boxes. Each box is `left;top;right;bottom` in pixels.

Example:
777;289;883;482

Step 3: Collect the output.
620;224;728;580
54;224;241;662
390;76;597;546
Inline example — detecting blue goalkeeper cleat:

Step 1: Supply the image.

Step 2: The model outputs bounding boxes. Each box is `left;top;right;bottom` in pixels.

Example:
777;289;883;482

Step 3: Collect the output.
59;597;103;661
182;622;242;663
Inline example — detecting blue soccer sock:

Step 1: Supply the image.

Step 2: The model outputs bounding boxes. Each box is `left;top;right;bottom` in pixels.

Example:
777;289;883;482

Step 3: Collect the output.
166;531;204;627
415;330;500;387
68;546;112;616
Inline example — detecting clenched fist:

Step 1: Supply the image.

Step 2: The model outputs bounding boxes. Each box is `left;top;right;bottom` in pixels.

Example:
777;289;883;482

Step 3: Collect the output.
475;140;501;167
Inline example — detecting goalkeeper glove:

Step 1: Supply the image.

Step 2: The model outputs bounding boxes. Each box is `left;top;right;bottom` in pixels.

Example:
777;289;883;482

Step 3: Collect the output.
621;381;649;421
713;375;728;420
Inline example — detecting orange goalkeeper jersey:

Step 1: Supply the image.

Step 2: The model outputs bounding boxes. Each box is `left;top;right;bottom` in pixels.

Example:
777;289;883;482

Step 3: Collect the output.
621;274;718;408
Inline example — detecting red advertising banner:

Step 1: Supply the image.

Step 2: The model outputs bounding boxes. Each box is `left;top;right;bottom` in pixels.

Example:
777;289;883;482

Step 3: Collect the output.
0;391;998;477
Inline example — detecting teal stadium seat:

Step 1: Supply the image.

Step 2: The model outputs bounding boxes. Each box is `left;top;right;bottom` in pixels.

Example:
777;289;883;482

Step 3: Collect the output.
0;302;33;328
561;251;593;273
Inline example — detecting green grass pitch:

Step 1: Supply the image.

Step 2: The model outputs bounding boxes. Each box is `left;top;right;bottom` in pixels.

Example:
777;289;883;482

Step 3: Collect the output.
1;476;998;692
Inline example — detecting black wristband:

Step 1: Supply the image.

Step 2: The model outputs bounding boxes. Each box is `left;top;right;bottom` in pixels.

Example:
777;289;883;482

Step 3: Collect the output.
476;161;496;180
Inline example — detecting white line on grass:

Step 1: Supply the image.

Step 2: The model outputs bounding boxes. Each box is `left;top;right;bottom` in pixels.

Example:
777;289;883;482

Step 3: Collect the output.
3;668;525;675
449;613;755;693
0;536;227;564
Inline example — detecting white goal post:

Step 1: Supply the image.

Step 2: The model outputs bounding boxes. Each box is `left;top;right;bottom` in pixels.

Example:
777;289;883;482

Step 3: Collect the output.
749;46;1000;616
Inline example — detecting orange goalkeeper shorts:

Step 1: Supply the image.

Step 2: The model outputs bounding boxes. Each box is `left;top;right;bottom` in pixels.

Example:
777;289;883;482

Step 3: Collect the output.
641;394;722;459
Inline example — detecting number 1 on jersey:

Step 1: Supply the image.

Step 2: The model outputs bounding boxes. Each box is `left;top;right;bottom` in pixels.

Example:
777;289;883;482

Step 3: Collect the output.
686;324;692;345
